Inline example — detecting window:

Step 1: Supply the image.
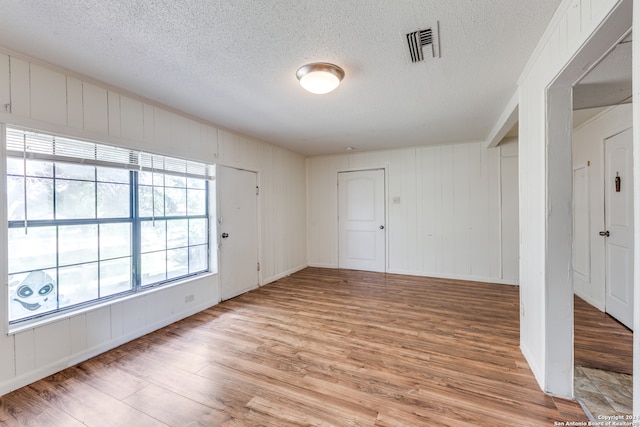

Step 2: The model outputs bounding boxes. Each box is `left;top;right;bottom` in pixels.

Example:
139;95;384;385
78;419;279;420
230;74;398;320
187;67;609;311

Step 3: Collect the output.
137;170;209;286
6;127;214;323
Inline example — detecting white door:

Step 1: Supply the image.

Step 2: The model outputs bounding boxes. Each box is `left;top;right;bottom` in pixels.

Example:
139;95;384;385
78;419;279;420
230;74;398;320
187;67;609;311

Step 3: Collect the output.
604;128;633;329
217;166;259;300
338;169;385;272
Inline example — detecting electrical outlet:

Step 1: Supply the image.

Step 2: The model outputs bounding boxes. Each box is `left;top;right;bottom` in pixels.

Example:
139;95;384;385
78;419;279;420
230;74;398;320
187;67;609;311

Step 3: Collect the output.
185;294;195;303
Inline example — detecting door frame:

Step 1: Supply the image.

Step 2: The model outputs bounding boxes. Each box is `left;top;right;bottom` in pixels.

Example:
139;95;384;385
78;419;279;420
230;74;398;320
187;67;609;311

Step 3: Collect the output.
216;164;262;301
336;166;389;272
543;0;632;398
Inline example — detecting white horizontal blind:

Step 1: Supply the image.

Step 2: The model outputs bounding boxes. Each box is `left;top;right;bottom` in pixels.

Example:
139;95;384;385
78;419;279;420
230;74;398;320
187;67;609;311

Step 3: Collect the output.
6;127;214;180
139;152;212;180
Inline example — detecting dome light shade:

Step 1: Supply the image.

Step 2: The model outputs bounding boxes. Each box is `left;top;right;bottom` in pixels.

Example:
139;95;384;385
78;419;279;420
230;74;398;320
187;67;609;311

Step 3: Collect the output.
296;63;345;94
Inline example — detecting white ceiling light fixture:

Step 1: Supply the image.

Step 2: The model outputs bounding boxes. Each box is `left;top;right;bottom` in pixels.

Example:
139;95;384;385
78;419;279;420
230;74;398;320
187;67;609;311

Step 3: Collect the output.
296;62;345;94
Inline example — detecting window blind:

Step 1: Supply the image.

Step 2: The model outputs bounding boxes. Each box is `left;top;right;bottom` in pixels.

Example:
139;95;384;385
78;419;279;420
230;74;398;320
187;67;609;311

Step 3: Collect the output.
6;127;214;180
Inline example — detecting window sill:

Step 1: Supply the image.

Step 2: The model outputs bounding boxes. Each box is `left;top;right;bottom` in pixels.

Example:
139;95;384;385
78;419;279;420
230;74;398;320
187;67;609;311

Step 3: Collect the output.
7;271;217;335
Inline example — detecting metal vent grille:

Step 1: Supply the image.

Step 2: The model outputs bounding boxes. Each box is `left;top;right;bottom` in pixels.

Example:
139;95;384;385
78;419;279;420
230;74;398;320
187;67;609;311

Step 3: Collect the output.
406;26;439;63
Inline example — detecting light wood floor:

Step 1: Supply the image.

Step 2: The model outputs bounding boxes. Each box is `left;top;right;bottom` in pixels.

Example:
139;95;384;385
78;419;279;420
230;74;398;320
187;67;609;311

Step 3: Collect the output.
574;295;633;375
573;295;633;421
0;268;588;426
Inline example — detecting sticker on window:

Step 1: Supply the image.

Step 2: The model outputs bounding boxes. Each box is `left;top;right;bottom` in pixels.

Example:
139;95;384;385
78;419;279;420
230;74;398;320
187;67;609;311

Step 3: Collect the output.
9;270;57;320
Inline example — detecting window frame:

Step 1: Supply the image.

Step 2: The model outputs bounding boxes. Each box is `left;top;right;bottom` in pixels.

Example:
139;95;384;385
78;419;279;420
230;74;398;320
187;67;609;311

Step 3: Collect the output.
133;169;211;289
5;126;213;325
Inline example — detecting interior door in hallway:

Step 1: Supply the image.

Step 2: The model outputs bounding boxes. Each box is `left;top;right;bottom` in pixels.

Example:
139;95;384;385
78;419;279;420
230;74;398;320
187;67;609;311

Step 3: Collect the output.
338;169;385;272
604;128;633;330
217;165;259;300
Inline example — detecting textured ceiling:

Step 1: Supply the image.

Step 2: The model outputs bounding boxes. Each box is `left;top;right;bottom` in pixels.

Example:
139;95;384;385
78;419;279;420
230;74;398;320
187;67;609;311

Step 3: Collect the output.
574;34;632;110
0;1;562;156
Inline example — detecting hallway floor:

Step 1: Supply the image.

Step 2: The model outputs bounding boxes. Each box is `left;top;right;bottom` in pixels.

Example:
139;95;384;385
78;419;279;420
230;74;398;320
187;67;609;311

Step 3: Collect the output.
575;366;632;421
574;296;633;423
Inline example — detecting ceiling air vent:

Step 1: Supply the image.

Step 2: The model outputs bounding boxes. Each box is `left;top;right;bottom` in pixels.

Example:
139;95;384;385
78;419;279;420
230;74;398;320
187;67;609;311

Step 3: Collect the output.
406;23;440;63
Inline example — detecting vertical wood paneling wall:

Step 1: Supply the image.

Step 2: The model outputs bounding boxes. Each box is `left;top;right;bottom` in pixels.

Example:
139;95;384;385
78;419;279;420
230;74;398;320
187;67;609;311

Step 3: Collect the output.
0;49;307;395
517;0;630;396
307;142;517;284
500;140;519;282
572;105;632;310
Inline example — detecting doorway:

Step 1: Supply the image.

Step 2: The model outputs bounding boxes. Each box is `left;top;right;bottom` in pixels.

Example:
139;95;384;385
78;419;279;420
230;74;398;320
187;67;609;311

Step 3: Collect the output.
573;116;634;418
569;23;634;420
338;169;386;272
537;0;633;402
217;165;259;300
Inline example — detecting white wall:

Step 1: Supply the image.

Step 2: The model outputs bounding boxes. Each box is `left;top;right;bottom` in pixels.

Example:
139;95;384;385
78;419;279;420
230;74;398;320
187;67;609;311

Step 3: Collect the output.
572;104;633;310
307;141;518;284
517;0;632;397
0;48;307;395
500;139;519;282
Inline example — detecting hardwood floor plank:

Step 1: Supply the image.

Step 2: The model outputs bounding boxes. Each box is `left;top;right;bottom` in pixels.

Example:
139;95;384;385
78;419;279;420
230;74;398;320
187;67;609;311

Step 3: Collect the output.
374;405;479;427
574;296;633;375
123;384;232;426
551;397;589;422
246;395;376;427
0;387;86;427
0;268;591;426
115;351;253;414
197;356;379;425
27;376;167;426
62;358;150;401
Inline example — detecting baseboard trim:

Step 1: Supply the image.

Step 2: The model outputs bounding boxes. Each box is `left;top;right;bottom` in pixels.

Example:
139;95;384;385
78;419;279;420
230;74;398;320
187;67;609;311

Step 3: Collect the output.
385;268;519;286
573;291;605;312
261;264;308;286
307;262;338;269
520;342;544;392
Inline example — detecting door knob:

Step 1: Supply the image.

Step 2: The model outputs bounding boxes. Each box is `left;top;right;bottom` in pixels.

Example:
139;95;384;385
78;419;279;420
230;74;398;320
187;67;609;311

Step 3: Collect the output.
222;232;229;239
599;231;610;237
379;225;385;230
